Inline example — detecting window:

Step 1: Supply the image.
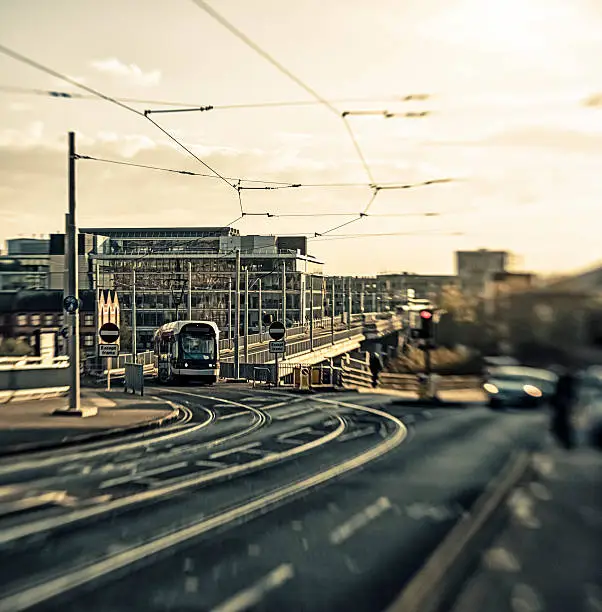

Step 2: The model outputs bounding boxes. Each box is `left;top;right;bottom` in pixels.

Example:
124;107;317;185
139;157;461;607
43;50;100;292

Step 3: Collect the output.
57;314;64;325
30;314;41;326
17;314;27;326
83;334;94;347
83;314;95;326
44;314;54;326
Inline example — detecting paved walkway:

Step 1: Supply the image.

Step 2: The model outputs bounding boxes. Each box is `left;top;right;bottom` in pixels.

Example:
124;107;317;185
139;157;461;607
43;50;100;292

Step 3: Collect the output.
452;447;602;612
0;391;176;452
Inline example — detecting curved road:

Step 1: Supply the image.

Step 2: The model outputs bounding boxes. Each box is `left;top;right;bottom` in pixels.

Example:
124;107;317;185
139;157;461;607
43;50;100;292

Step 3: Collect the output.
0;386;547;612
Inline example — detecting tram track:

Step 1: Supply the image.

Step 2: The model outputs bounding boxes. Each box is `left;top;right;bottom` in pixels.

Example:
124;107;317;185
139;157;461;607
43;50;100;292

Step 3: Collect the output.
0;393;407;612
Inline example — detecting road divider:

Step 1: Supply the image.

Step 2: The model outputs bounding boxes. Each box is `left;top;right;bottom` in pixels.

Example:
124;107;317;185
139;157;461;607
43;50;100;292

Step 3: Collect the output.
386;451;532;612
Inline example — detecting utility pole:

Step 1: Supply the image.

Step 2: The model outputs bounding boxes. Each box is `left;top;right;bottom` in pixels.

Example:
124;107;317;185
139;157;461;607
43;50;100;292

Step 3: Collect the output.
234;249;241;378
94;260;100;371
309;274;314;350
331;278;335;345
228;276;232;348
187;261;192;320
347;278;352;329
67;132;80;412
258;278;263;342
360;280;365;314
132;267;137;359
244;268;249;363
281;261;287;325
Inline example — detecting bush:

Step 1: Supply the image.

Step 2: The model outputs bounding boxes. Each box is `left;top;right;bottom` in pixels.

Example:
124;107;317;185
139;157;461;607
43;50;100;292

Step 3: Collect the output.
387;345;482;375
0;338;33;357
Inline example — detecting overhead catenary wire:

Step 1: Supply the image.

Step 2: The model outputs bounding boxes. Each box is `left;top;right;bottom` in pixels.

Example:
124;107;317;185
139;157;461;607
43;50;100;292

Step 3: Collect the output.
190;0;377;185
0;84;409;110
0;44;236;193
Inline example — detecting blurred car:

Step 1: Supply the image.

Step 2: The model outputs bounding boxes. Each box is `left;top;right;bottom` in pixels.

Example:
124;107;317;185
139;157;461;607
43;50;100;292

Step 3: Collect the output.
483;366;558;409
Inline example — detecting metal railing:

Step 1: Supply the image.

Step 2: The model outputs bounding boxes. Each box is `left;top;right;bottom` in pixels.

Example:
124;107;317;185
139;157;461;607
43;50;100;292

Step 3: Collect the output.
378;373;480;392
0;356;69;370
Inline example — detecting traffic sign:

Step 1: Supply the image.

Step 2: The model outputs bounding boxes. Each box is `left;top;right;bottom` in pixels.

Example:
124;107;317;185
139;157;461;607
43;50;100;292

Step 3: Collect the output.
99;322;120;344
99;344;119;357
63;295;79;314
269;340;286;354
268;321;286;341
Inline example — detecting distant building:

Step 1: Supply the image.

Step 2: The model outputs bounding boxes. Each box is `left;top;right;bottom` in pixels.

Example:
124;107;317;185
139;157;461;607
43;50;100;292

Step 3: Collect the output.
81;227;326;349
0;289;99;355
7;238;50;256
377;273;458;303
456;249;509;296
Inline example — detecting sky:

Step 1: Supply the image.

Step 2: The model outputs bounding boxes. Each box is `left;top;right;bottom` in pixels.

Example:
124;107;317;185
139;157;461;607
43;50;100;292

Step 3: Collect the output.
0;0;601;276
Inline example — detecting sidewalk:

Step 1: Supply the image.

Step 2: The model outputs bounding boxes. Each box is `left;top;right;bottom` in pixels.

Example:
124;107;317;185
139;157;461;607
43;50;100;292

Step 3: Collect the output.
452;447;602;612
0;390;178;454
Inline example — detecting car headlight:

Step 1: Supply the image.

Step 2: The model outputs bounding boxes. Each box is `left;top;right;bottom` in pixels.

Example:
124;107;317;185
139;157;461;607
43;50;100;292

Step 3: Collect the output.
184;362;189;368
484;383;498;394
523;384;542;398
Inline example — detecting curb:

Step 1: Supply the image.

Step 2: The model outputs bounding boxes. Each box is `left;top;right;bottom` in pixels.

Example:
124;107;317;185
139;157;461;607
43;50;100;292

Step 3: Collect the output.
386;451;532;612
0;400;184;458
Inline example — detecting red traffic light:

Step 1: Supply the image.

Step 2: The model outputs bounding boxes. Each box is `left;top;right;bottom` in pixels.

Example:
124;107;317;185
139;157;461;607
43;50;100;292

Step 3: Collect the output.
420;310;433;319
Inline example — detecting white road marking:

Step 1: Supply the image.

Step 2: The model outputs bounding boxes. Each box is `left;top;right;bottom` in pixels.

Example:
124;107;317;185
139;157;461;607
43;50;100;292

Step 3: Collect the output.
483;547;521;572
330;497;391;545
511;583;543;612
219;412;247;420
99;461;188;489
291;520;303;531
248;544;261;557
184;576;199;594
194;460;226;469
183;558;194;572
211;564;294;612
337;427;375;442
274;407;316;421
209;442;261;460
277;427;313;440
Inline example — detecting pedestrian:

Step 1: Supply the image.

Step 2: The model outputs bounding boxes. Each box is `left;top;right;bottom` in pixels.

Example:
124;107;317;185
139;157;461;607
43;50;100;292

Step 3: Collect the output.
369;352;384;388
550;365;579;450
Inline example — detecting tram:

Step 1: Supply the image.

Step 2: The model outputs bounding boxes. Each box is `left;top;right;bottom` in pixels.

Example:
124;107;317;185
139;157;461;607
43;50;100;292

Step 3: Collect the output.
153;320;220;384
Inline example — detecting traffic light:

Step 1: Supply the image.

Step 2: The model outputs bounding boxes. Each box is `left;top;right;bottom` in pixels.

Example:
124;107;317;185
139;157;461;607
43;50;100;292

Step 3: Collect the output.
418;309;434;339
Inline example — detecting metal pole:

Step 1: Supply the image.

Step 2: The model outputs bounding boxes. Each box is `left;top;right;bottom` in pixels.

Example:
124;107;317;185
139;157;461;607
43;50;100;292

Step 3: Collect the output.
258;278;263;342
187;261;192;320
360;280;365;314
281;261;287;325
274;352;279;388
234;249;241;379
244;268;249;364
331;278;335;345
132;268;137;360
107;357;111;391
94;260;99;371
347;278;352;329
67;132;80;411
309;275;314;350
228;276;232;347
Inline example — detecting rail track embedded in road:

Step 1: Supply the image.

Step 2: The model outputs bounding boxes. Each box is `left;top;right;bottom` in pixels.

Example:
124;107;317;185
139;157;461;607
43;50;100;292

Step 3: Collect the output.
0;391;407;612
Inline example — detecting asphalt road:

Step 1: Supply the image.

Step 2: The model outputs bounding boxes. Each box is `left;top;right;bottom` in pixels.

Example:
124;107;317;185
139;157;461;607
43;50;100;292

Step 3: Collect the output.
0;386;549;612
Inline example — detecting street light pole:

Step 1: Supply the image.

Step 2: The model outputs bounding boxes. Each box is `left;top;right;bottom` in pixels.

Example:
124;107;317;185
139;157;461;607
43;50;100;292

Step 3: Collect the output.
258;278;263;342
187;261;192;320
244;268;249;364
309;274;314;350
281;261;287;325
331;278;335;345
67;132;80;411
234;249;241;379
132;267;137;359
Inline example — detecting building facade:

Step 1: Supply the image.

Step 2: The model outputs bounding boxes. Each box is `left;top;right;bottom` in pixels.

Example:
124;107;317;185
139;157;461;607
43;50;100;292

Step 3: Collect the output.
82;227;327;350
456;249;509;296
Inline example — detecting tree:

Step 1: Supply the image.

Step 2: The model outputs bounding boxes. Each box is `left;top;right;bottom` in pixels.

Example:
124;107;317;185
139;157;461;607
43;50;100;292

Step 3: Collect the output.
0;338;33;356
439;284;478;323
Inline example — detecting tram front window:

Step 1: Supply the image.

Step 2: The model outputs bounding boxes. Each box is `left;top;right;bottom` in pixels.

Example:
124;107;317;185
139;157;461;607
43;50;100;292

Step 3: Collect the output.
180;333;215;361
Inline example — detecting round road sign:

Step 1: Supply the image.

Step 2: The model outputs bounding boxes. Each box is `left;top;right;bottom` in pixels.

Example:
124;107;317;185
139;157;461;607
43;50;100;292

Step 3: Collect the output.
268;321;286;341
63;295;79;314
99;322;120;344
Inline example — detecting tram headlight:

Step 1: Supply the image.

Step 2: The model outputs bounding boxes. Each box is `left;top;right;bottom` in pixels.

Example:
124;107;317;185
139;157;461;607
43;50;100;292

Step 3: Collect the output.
184;362;189;368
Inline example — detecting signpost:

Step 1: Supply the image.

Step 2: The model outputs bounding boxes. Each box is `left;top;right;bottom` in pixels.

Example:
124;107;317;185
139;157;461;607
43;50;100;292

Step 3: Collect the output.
269;340;286;354
269;321;286;387
99;322;120;391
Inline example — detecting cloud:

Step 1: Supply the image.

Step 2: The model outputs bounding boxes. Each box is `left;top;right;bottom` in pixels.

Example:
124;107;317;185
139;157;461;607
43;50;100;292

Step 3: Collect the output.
90;57;161;86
